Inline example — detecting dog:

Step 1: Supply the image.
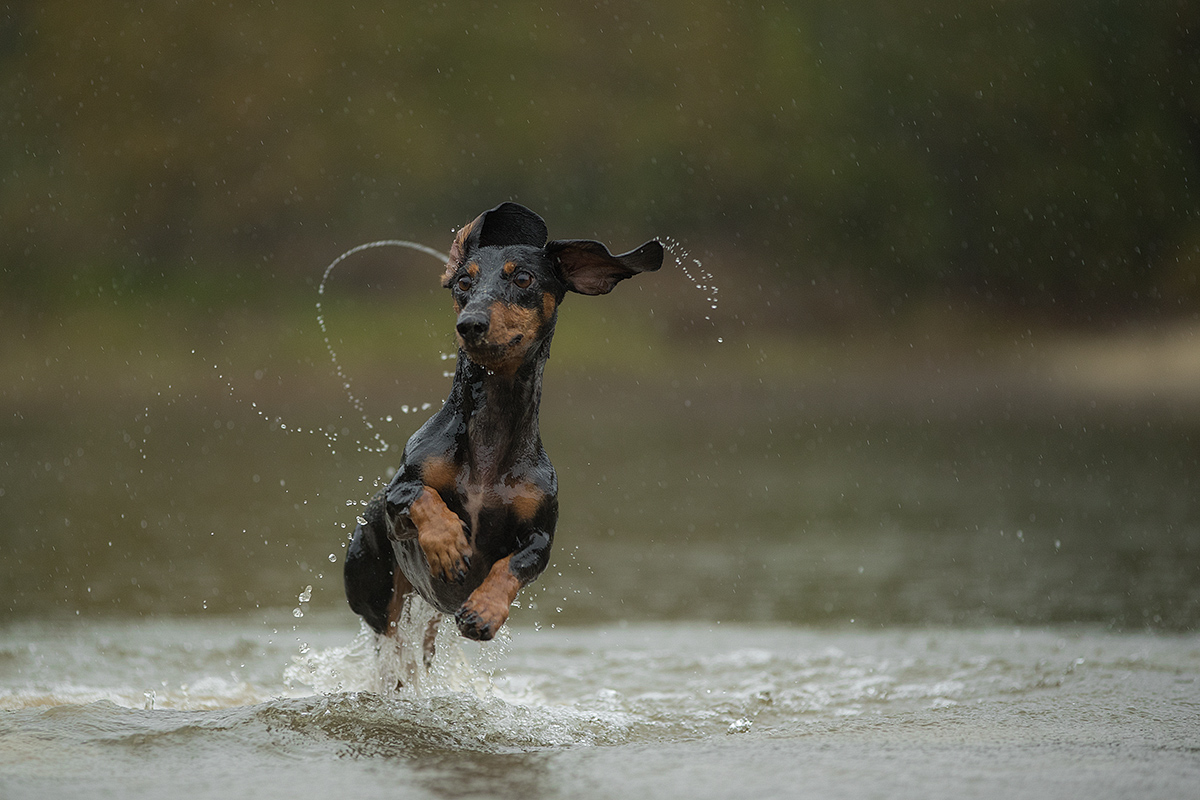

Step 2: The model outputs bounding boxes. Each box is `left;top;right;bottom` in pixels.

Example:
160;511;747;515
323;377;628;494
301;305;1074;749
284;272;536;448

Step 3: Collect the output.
343;202;663;656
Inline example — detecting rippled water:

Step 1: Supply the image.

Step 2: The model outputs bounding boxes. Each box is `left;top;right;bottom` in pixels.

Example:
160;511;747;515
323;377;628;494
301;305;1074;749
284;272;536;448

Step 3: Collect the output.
2;613;1197;800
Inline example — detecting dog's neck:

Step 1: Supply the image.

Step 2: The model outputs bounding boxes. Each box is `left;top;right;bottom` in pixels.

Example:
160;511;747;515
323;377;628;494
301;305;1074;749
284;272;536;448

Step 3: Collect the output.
450;341;550;475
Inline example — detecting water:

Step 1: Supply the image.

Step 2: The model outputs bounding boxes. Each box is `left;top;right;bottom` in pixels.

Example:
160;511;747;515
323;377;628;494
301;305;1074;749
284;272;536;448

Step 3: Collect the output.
3;249;1200;796
2;612;1197;799
4;392;1198;798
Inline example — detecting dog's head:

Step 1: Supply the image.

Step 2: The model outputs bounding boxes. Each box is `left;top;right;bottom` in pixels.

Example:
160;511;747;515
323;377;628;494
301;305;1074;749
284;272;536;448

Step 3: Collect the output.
442;202;663;375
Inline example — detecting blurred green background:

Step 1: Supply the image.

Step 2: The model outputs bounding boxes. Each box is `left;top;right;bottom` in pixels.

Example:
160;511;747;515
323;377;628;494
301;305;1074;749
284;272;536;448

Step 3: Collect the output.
2;1;1199;629
4;0;1198;315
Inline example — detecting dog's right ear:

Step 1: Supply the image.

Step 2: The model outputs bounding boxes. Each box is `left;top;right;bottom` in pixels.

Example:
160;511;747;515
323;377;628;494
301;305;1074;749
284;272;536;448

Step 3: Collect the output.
443;216;482;286
443;203;548;287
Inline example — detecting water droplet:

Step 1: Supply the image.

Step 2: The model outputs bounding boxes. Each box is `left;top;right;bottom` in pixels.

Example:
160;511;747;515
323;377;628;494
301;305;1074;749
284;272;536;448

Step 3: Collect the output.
727;717;753;734
329;553;337;562
293;607;304;618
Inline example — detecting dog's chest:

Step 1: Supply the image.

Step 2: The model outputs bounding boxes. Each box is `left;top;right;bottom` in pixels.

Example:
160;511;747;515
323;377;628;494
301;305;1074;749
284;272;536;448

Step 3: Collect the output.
456;469;545;545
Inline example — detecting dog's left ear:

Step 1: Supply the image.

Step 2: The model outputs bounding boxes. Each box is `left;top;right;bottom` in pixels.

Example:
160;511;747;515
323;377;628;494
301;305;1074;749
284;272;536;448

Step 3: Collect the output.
547;239;664;296
444;202;549;286
476;202;548;249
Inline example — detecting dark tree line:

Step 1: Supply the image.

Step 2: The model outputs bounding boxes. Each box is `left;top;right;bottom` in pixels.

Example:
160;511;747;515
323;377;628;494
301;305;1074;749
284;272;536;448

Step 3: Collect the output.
2;1;1197;319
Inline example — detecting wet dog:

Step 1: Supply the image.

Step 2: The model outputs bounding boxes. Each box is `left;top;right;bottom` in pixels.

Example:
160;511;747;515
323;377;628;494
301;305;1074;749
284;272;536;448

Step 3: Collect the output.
343;202;662;655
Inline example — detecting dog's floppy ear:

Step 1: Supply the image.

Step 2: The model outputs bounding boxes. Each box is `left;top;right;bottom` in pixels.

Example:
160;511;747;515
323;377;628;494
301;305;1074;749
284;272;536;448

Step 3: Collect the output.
547;238;664;296
444;202;548;287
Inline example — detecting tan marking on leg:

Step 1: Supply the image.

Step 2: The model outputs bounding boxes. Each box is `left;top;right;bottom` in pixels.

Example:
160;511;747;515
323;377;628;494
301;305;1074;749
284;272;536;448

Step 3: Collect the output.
410;486;472;582
455;556;521;641
504;482;544;522
421;456;458;495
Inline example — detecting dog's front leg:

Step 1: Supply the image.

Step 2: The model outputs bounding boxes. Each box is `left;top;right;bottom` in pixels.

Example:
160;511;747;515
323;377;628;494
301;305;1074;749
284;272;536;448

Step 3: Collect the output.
454;529;551;641
406;486;473;583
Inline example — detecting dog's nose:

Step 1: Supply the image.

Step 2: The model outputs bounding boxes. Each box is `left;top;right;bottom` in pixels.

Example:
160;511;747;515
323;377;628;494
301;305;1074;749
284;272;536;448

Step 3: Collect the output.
456;313;490;343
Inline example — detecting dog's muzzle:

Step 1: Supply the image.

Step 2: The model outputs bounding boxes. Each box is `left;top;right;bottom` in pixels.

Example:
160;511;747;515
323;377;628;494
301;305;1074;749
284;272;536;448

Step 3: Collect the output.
455;311;490;345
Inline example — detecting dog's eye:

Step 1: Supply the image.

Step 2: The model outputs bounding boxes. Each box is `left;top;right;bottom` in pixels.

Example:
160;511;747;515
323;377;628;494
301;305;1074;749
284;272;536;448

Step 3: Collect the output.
456;276;473;292
513;271;534;289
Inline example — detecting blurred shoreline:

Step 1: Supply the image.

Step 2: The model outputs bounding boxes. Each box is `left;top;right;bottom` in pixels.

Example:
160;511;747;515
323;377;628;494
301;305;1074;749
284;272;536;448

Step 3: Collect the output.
4;293;1198;423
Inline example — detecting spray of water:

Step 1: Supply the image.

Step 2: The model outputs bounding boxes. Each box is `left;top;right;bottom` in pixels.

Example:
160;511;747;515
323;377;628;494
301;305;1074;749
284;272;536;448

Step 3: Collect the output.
285;595;508;698
659;236;722;343
315;239;449;455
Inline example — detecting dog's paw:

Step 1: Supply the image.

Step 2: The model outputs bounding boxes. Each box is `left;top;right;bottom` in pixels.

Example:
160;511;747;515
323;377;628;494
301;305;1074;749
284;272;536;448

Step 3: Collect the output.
417;514;472;584
454;594;509;641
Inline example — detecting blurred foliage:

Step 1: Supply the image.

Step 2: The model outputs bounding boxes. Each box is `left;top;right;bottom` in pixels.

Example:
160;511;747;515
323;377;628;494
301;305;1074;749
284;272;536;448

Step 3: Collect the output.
2;0;1198;320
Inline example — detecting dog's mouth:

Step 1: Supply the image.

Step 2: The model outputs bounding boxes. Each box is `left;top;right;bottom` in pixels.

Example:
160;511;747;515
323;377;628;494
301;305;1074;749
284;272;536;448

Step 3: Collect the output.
459;333;529;372
459;332;523;350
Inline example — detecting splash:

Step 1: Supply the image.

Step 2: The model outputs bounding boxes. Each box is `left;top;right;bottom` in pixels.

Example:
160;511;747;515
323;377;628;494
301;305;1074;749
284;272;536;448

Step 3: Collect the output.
315;239;449;454
659;235;722;343
204;239;447;462
285;595;507;699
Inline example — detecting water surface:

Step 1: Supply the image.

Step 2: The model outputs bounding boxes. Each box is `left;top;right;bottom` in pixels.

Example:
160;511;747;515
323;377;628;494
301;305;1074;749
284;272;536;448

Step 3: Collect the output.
2;614;1197;799
3;300;1199;798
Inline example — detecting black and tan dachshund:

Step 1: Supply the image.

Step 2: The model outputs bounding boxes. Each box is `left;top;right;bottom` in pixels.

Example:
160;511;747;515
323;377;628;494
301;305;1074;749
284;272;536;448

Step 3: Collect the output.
344;202;663;653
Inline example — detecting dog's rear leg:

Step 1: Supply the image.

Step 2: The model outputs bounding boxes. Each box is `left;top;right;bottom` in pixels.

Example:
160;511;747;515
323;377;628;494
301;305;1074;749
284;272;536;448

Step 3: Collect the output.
344;491;397;635
384;568;416;636
384;572;418;690
422;614;439;670
385;579;443;686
